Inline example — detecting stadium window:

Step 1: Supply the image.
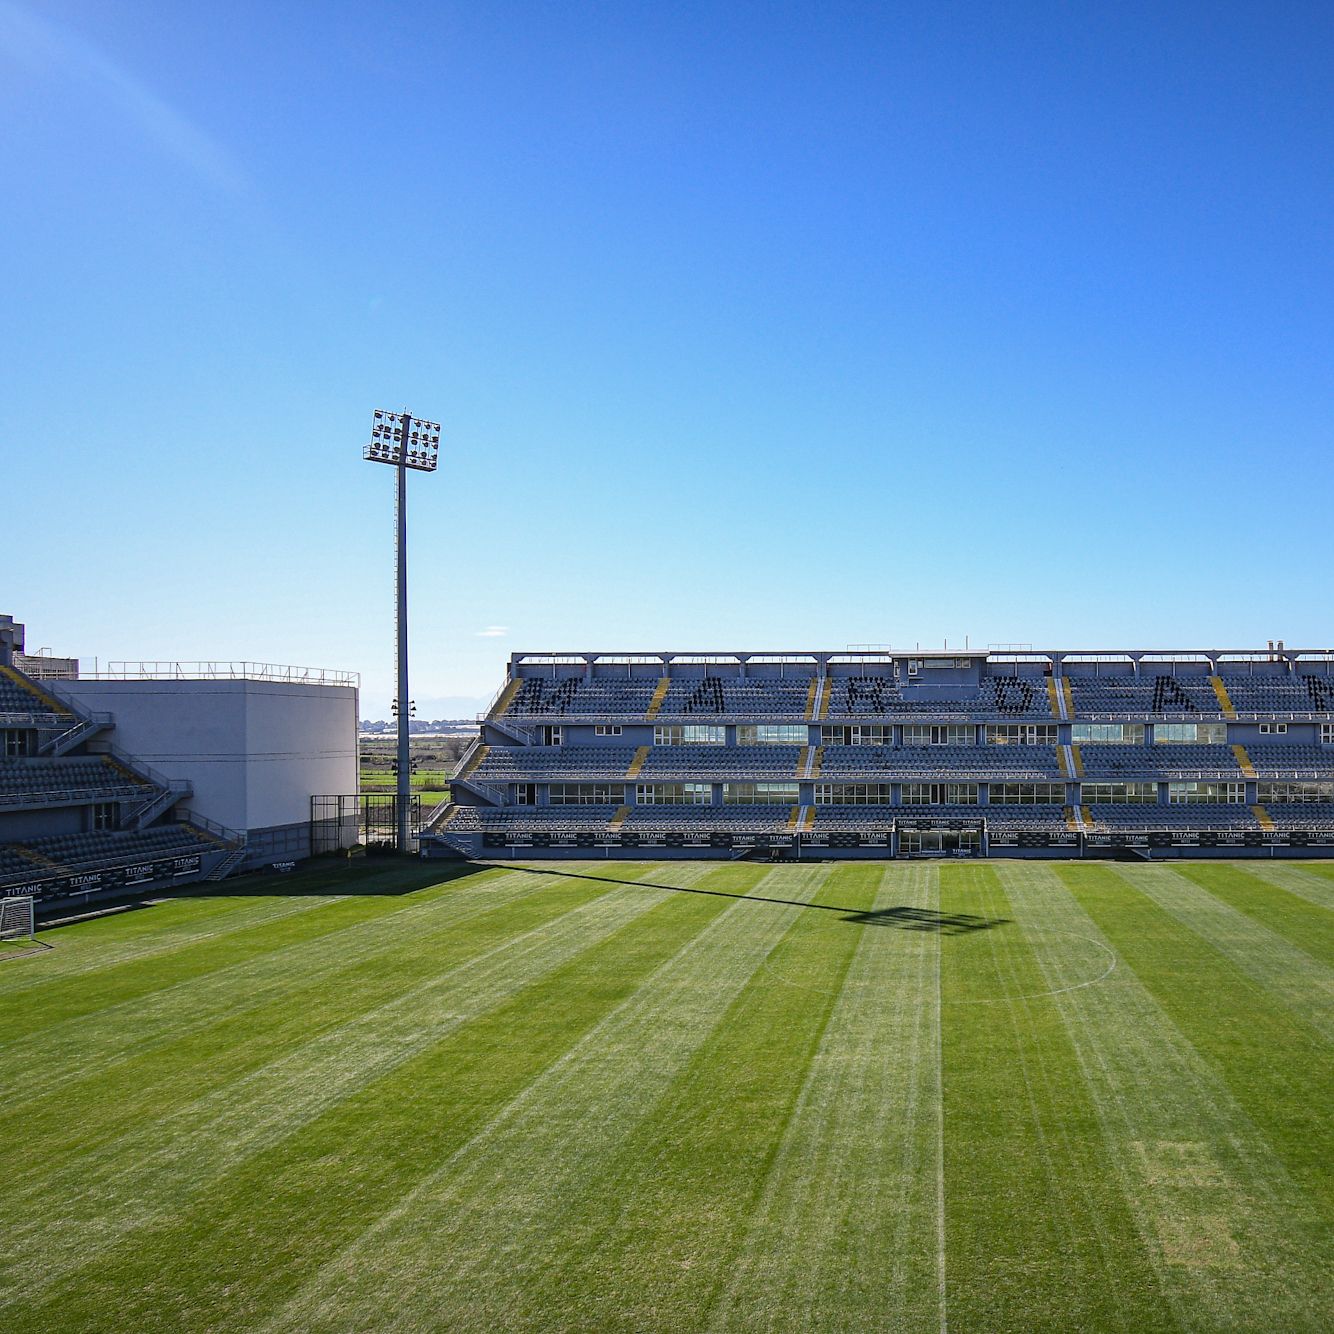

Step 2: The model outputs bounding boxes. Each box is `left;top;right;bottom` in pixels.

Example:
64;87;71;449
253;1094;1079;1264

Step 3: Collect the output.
900;782;978;805
736;724;808;745
820;725;890;746
542;725;563;746
1154;723;1227;745
594;725;622;736
1323;724;1334;746
548;783;624;805
1167;781;1245;804
1080;782;1158;804
902;724;974;747
1071;723;1147;745
723;781;800;805
985;724;1058;746
753;724;808;745
635;782;712;805
516;783;535;805
1258;781;1333;804
1257;723;1287;735
988;783;1066;805
92;802;117;830
813;783;891;805
653;725;725;745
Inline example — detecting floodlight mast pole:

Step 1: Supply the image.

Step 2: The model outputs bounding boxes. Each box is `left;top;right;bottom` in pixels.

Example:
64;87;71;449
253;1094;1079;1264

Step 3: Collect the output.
395;413;412;854
363;408;441;854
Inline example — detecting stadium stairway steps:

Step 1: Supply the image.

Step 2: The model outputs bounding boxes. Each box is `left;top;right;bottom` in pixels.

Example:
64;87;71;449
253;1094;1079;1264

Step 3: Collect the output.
1211;676;1239;720
625;746;650;779
1232;744;1258;779
491;679;523;718
1047;678;1073;721
607;805;631;831
487;715;537;745
425;803;460;833
645;677;671;720
0;664;74;717
795;746;823;779
454;743;490;783
1251;804;1276;831
38;712;113;757
204;848;247;881
450;742;507;806
1057;745;1083;778
125;781;191;831
805;676;830;721
785;805;816;832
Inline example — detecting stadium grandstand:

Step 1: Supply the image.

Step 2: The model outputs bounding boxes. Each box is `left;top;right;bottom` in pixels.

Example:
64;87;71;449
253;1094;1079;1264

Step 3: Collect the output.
424;646;1334;861
0;614;358;913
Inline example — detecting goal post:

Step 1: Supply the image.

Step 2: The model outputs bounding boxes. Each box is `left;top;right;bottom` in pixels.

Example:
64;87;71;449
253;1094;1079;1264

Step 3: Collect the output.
0;896;35;943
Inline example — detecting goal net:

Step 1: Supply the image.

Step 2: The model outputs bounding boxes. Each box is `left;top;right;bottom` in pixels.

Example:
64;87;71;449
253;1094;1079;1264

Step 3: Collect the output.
0;896;35;943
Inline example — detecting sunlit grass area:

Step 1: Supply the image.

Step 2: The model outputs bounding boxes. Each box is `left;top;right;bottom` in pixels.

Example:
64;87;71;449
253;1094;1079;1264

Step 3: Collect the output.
2;858;1329;1331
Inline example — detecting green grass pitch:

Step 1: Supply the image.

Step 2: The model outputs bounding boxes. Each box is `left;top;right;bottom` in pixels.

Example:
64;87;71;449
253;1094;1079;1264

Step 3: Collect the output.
2;858;1331;1331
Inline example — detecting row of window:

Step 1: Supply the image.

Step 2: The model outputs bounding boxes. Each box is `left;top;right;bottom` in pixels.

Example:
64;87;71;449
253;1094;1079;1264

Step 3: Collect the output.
543;780;1334;807
631;722;1334;748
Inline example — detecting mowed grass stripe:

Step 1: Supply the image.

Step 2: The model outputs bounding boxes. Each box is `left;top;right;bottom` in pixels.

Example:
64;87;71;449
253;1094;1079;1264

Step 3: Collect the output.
0;861;467;998
1067;863;1332;1201
706;864;944;1333
941;864;1170;1333
0;865;567;1104
1054;863;1330;1328
1174;861;1334;967
0;866;638;1184
0;863;711;1309
531;864;879;1333
1214;860;1334;915
263;864;847;1334
1117;864;1334;1035
0;888;353;999
13;863;768;1334
0;869;492;1041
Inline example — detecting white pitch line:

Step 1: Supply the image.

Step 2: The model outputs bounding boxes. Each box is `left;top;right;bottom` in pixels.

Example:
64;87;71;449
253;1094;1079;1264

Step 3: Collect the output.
944;931;1118;1005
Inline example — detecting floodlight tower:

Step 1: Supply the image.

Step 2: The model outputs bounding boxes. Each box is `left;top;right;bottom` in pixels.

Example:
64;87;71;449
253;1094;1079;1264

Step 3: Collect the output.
363;408;441;852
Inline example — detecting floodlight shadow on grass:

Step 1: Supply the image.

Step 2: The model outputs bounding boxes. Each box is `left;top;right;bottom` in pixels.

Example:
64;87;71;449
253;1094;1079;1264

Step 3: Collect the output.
840;906;1008;934
493;865;1009;932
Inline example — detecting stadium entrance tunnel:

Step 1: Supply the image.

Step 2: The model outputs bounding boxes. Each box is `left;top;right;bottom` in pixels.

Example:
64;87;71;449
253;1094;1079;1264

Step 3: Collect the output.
899;830;981;857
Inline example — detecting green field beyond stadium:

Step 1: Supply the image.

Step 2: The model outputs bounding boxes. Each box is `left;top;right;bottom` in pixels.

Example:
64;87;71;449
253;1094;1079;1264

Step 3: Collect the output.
2;860;1330;1332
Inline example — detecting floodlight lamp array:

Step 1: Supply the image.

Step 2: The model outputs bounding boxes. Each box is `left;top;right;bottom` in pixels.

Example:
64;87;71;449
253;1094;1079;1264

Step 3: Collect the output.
363;409;442;472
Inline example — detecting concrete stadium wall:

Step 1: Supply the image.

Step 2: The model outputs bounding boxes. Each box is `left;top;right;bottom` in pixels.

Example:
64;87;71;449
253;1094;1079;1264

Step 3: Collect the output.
53;678;358;839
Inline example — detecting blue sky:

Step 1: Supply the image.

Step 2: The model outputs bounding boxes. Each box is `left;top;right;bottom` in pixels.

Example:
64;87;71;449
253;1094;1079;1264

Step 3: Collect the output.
2;1;1330;716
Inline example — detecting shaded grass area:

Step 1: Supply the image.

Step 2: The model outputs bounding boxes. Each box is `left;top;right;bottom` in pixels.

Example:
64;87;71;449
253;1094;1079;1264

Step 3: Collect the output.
3;859;1331;1331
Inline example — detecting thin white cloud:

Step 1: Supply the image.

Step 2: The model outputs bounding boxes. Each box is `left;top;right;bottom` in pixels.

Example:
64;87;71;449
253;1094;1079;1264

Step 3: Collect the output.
0;1;246;193
475;626;509;638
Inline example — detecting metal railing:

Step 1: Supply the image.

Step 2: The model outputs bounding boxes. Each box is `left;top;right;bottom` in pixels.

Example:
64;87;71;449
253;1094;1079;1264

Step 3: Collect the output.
183;811;247;848
0;783;147;811
39;712;114;756
452;774;507;806
92;743;186;797
82;661;359;687
0;709;71;726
